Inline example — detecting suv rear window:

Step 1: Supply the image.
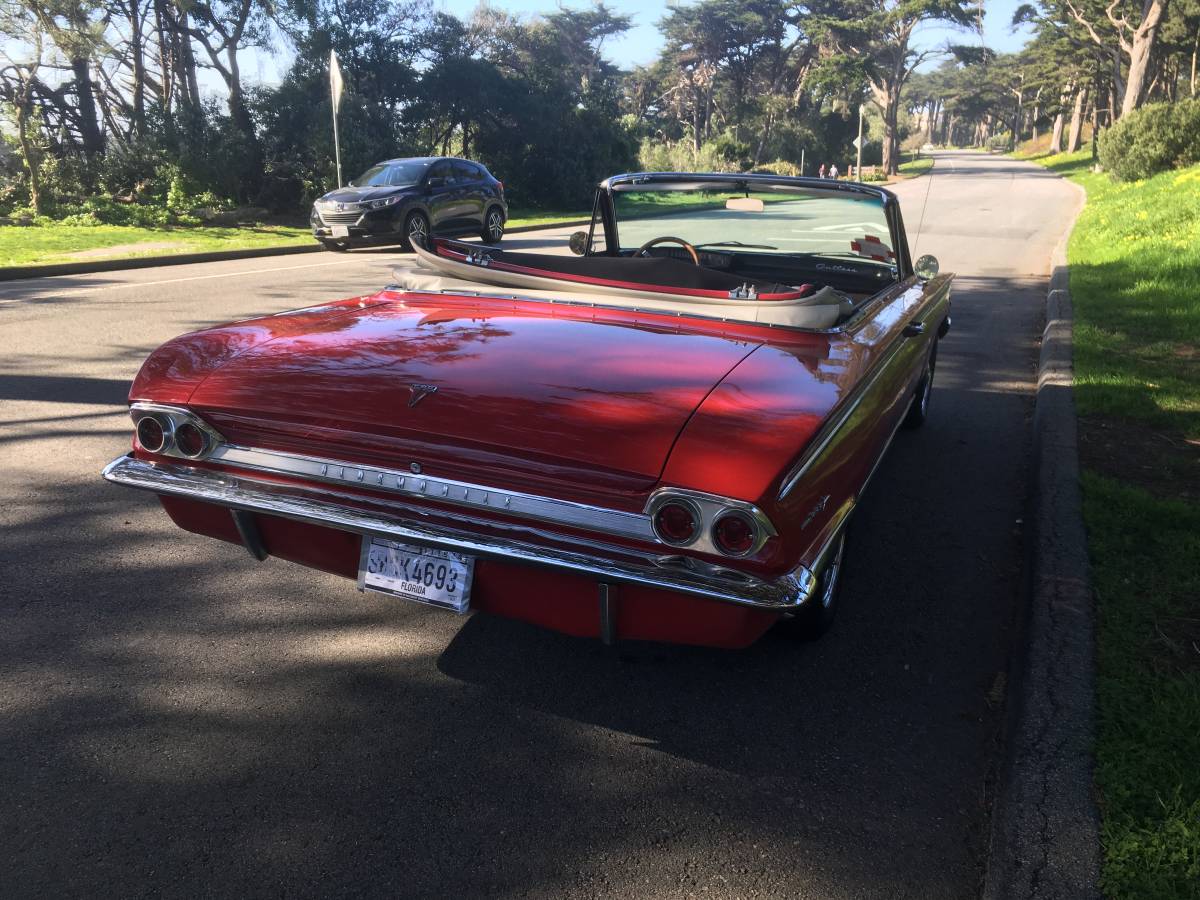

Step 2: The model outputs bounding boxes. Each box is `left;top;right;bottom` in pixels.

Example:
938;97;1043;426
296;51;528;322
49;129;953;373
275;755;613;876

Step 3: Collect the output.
454;162;482;182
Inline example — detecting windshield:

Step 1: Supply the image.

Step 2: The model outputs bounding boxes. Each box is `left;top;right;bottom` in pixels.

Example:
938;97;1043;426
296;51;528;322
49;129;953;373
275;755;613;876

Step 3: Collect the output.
610;184;896;265
350;160;431;187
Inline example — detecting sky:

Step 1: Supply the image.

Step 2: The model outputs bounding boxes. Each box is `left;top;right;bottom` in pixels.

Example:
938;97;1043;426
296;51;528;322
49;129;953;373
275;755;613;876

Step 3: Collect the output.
4;0;1036;93
429;0;1037;70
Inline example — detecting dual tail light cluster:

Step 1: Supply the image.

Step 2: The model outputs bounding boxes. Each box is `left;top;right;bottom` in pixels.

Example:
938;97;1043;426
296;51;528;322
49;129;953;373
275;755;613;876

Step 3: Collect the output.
131;404;221;461
646;491;777;559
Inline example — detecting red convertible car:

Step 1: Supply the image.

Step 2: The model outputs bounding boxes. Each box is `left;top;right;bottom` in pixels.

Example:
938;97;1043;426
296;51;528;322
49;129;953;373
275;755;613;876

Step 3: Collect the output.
103;172;951;649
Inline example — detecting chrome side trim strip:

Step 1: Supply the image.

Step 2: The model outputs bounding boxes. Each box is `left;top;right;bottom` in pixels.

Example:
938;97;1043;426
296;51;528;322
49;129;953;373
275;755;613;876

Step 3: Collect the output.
102;454;815;612
777;331;910;500
778;281;946;500
204;443;656;542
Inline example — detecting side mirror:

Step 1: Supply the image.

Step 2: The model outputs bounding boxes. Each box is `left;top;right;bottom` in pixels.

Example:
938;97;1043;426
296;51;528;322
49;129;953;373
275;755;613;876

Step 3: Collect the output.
568;231;590;256
914;254;939;280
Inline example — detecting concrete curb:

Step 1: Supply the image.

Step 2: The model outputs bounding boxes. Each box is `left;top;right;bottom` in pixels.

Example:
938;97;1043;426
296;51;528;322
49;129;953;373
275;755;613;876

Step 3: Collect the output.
0;219;590;283
983;180;1100;899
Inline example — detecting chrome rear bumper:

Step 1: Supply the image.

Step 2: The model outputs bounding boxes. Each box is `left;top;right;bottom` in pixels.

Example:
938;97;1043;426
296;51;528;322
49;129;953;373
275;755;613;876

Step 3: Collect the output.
102;454;816;612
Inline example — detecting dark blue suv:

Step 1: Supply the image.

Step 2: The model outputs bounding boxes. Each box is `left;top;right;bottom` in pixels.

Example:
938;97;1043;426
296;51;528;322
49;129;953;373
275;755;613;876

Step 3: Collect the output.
311;156;508;251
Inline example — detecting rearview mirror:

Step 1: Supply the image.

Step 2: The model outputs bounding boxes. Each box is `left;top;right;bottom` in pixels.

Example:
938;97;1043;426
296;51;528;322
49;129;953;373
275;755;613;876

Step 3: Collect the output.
726;197;764;212
915;254;939;279
568;231;590;255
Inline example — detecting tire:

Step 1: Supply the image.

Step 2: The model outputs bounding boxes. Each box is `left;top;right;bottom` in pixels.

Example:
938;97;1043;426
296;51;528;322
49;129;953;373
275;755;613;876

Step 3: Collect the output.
480;206;505;244
903;341;938;429
402;211;430;251
319;239;349;252
776;532;845;641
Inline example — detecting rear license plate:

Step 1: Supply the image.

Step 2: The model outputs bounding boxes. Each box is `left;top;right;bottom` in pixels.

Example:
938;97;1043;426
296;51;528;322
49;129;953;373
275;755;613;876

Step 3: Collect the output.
331;225;350;238
358;537;473;613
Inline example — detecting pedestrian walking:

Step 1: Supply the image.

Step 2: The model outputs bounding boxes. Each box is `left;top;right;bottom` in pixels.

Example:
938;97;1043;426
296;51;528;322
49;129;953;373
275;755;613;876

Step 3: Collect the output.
829;163;839;180
818;163;826;179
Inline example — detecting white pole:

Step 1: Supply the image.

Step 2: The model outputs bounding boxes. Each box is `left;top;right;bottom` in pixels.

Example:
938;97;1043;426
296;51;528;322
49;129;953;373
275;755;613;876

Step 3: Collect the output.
332;103;343;188
856;104;864;180
330;51;344;188
800;148;805;176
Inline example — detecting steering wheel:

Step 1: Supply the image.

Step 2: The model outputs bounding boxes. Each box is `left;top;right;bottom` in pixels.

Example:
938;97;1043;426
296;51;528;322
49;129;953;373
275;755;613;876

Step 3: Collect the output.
637;236;701;266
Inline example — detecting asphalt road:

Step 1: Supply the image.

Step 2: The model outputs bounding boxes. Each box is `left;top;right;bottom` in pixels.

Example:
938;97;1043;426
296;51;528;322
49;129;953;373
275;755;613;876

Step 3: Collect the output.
0;152;1080;898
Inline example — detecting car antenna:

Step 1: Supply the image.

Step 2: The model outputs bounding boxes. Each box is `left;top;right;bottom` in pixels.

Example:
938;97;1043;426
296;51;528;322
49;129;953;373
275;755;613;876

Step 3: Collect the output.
910;162;936;259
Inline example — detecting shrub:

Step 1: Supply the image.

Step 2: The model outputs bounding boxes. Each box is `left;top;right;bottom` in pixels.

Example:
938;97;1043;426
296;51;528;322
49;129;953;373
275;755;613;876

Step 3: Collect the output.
638;139;742;174
753;159;801;177
99;136;168;199
1099;98;1200;181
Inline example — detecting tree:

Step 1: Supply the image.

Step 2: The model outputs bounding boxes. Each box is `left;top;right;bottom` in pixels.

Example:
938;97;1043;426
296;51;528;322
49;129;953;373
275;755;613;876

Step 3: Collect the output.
808;0;979;174
0;1;48;210
183;0;278;198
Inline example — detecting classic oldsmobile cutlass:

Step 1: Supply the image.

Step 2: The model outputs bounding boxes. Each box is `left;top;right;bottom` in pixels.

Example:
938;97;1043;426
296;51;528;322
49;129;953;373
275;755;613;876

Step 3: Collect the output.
103;172;951;649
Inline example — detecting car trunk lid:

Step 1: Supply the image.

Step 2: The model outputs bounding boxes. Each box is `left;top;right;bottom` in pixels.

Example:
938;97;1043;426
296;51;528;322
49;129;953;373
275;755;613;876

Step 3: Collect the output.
186;297;760;485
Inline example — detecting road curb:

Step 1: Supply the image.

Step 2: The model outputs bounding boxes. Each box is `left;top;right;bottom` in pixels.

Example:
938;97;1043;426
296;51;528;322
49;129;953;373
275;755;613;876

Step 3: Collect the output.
0;219;590;283
983;180;1100;899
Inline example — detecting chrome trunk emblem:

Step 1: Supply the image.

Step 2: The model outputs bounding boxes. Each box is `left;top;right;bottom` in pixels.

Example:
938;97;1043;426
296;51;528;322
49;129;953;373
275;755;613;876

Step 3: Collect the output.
408;383;438;407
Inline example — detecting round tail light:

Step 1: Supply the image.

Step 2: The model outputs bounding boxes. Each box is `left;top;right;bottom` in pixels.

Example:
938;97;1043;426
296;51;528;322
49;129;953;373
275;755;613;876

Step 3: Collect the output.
135;415;170;453
174;422;208;458
713;512;759;557
652;500;700;546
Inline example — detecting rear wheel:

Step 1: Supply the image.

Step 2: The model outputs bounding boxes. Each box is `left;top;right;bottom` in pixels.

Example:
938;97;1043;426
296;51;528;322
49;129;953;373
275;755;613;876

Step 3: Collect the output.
903;341;938;429
776;532;845;641
402;211;429;251
480;206;505;244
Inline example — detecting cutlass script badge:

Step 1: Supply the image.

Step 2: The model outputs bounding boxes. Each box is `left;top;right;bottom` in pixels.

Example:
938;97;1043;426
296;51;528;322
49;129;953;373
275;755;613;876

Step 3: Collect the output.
407;383;438;407
801;494;830;529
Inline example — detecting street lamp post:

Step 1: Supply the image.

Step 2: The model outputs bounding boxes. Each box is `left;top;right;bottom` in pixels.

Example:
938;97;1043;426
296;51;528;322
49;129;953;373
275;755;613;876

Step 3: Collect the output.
856;104;864;180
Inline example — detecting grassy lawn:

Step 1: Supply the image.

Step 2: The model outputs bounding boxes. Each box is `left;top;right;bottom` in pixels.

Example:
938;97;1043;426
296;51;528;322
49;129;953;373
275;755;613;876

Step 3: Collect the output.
506;209;589;228
897;155;934;177
0;211;593;270
0;222;315;269
1031;149;1200;898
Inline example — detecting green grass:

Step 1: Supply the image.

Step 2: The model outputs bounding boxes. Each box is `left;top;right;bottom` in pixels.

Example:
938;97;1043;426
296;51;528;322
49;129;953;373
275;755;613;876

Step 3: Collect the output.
1083;474;1200;899
614;189;806;221
897;156;934;177
1040;152;1200;439
0;210;592;270
1030;150;1200;898
0;222;312;268
506;208;589;228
